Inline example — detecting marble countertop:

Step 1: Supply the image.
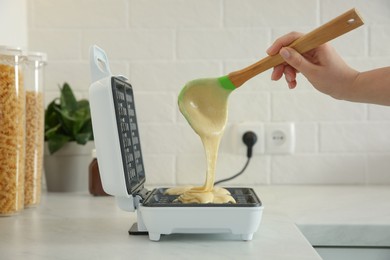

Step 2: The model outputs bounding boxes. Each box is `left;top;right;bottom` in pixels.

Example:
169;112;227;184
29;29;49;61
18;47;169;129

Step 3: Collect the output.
1;185;389;259
257;185;390;247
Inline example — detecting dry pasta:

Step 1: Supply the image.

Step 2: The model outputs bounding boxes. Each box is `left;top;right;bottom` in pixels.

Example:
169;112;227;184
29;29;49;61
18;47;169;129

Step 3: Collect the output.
0;63;25;215
24;91;44;206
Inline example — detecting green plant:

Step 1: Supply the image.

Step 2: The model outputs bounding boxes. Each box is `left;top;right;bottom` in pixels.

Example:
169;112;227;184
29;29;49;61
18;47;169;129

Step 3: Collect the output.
45;83;93;154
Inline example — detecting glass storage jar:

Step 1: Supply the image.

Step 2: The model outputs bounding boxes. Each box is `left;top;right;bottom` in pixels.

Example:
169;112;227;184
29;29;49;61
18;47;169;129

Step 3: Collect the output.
0;46;26;216
24;51;47;207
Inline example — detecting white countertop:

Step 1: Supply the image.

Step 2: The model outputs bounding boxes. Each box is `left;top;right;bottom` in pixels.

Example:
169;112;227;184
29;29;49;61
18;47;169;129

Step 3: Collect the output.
257;185;390;248
1;185;389;259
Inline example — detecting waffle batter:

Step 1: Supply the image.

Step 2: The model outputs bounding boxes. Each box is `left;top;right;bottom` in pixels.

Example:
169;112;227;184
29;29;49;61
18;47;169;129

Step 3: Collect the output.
166;80;235;203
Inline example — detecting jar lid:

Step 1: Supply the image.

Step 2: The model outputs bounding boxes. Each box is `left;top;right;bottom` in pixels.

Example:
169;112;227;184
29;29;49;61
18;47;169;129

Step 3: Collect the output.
26;51;48;64
0;45;24;56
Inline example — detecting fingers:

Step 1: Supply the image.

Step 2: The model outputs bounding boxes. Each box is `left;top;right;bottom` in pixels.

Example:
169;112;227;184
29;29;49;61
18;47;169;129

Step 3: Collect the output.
271;64;284;80
285;74;297;89
267;32;304;89
284;65;297;89
271;64;298;88
287;79;297;89
267;31;304;55
271;64;296;79
280;47;315;77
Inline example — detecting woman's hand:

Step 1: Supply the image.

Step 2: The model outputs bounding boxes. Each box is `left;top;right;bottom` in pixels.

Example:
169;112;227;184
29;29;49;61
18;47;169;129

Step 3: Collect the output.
267;31;359;100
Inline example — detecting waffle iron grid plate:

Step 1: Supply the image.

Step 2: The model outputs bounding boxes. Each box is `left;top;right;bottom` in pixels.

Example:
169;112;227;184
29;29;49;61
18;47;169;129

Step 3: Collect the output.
143;187;261;207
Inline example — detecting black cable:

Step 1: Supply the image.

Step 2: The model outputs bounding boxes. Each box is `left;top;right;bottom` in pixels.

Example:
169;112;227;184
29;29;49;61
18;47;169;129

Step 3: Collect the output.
214;157;251;185
214;131;257;185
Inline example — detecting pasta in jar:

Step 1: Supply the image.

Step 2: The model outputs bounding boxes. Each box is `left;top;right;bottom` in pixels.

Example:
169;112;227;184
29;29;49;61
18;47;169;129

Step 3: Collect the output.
24;52;46;207
0;47;26;215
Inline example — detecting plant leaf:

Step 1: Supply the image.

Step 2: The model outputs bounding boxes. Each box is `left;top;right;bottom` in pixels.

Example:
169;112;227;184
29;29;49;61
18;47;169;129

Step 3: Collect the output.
80;119;94;141
45;124;62;140
75;133;92;145
60;83;78;112
77;99;90;110
44;82;94;151
48;135;71;154
72;105;90;135
53;106;76;138
45;99;61;130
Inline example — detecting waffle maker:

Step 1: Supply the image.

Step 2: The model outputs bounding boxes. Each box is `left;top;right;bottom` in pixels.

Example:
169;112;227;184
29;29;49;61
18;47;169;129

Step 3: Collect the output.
89;45;263;241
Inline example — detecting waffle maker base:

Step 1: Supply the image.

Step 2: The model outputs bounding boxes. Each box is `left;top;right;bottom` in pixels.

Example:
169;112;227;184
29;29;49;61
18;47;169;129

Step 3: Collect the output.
129;187;263;241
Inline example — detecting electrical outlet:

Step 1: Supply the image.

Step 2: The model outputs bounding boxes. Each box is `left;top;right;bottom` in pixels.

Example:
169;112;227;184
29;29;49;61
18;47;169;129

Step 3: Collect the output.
232;123;264;155
265;123;295;154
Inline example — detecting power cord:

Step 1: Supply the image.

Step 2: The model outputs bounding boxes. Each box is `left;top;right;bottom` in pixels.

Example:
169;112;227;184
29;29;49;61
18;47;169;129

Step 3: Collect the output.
215;131;257;185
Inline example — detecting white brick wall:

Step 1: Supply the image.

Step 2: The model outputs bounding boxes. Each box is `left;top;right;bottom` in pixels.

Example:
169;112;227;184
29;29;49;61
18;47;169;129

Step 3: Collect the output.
27;0;390;186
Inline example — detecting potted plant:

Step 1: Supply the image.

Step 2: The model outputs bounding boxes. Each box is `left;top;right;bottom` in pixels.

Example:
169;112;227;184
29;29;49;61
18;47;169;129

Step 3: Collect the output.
44;83;94;192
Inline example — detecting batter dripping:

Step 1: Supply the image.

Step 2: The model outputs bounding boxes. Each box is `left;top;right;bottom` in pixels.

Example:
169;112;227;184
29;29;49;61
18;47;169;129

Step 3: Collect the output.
166;79;235;203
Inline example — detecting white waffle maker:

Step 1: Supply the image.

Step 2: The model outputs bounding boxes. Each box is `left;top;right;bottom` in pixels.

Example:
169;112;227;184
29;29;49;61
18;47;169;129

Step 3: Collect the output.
89;45;263;241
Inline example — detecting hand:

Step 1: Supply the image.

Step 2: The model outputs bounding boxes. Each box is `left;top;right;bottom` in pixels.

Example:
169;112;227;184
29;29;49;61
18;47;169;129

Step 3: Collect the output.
267;32;359;99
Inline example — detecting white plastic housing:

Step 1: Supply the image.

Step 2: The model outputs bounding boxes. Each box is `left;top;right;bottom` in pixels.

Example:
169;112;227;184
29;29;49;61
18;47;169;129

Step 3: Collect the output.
140;205;263;241
89;78;130;197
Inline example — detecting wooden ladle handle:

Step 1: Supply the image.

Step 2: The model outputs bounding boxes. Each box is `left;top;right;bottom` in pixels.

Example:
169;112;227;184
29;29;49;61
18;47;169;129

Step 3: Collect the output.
228;8;364;88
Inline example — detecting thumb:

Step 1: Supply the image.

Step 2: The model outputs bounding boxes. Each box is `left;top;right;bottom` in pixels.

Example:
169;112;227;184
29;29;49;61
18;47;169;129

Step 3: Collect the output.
279;47;314;75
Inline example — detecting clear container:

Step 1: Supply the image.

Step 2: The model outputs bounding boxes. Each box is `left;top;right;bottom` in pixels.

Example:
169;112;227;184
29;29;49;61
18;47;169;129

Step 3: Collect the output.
24;52;47;207
0;46;26;215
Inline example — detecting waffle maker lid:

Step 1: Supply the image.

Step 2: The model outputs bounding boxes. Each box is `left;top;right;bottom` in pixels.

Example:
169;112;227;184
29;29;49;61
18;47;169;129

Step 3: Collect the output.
110;76;146;194
90;45;146;199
